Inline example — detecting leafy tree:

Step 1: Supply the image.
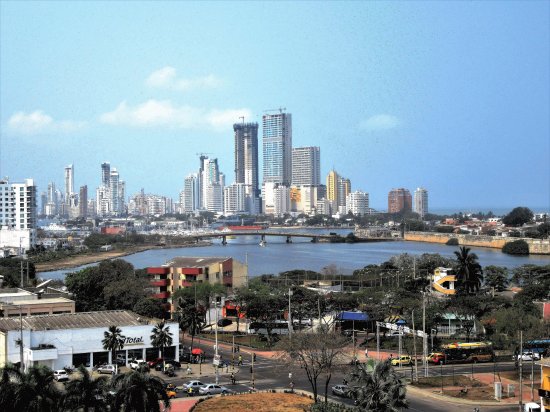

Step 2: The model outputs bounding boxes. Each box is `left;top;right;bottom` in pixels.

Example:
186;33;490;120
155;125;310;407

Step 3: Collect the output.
0;364;61;411
110;370;169;412
446;238;459;246
502;207;534;226
484;266;509;292
102;326;125;372
453;247;483;294
62;365;108;412
246;292;286;346
0;258;36;287
537;222;550;238
150;320;173;361
502;240;529;255
281;327;348;403
174;297;205;352
133;298;165;319
350;359;408;411
103;277;149;310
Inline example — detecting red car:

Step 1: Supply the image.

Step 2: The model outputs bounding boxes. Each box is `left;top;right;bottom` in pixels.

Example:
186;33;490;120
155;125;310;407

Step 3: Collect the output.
147;358;164;368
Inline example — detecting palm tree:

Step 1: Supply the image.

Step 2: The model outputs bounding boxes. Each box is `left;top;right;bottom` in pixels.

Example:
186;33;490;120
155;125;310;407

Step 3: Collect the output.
102;325;125;373
0;364;62;411
175;297;204;353
150;320;173;367
454;246;484;293
350;359;408;411
62;365;109;412
110;370;170;412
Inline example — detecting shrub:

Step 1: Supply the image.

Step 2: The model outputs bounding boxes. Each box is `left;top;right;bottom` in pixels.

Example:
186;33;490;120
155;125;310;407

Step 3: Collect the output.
446;238;459;246
502;240;529;255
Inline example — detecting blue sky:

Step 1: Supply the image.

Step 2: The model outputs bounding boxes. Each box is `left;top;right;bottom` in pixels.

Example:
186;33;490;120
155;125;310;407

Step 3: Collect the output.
1;1;548;212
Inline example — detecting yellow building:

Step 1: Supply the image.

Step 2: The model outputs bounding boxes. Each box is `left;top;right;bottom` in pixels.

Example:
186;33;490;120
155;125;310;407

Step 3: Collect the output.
432;267;457;295
539;358;550;412
326;170;339;203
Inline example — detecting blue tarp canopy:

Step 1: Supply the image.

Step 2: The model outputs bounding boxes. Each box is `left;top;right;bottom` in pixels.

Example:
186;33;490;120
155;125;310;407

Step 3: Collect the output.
337;311;369;321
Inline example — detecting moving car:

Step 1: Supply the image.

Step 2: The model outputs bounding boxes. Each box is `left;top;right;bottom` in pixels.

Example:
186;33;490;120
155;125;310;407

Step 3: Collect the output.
198;384;232;395
166;388;177;399
129;359;149;370
426;352;445;365
53;369;69;382
517;352;541;362
97;364;116;374
182;380;205;395
331;384;350;397
391;355;412;366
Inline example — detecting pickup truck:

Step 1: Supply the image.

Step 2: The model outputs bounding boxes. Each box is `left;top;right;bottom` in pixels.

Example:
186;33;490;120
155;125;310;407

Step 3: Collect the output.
129;359;149;370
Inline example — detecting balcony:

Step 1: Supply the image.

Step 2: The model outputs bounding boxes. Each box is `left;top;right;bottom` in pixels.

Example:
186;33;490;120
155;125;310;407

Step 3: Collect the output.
181;281;193;288
152;292;170;299
150;279;168;287
27;345;58;362
147;267;169;275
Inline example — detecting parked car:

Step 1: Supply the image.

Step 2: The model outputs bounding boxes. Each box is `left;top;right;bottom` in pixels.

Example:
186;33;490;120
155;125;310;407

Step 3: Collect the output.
164;359;181;369
517;352;541;362
53;369;69;382
331;384;350;397
97;364;116;374
391;355;412;366
182;380;205;395
129;359;149;370
198;384;232;395
148;358;164;368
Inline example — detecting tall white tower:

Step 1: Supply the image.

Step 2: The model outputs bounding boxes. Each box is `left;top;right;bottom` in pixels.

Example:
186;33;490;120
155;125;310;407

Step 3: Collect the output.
414;187;429;218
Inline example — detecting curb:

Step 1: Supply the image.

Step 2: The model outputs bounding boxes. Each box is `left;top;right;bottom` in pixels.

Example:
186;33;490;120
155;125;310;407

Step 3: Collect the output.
407;384;508;406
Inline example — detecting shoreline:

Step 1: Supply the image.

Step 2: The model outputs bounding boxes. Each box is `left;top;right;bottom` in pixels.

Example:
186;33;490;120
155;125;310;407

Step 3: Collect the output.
34;241;212;273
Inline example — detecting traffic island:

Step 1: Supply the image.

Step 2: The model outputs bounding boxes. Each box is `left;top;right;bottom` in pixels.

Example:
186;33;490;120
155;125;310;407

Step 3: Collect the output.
191;392;314;412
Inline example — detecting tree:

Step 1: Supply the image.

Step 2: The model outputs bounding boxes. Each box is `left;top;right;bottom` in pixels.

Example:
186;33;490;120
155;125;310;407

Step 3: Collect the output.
175;297;205;352
453;247;483;294
102;326;125;373
350;359;408;411
502;240;529;255
110;370;170;412
0;364;61;412
484;266;509;292
246;292;286;346
150;320;173;361
133;298;165;319
62;365;108;412
502;207;533;227
280;327;348;403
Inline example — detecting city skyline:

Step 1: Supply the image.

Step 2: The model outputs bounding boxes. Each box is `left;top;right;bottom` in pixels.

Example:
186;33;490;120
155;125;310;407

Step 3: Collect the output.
1;2;548;211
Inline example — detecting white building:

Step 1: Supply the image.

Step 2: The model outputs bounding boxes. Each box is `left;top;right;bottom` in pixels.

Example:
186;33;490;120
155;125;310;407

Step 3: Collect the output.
346;191;370;216
292;147;320;186
262;111;292;186
0;311;179;371
0;178;37;254
183;173;200;213
224;183;248;216
414;187;429;218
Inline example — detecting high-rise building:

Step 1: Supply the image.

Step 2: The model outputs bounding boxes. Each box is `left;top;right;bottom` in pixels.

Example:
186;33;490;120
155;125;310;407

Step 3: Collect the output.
234;122;259;198
0;178;37;254
388;188;412;214
262;111;292;186
292;147;320;186
338;178;351;207
64;164;74;202
326;170;350;207
224;183;248;216
101;162;110;187
79;186;88;218
183;173;200;213
414;187;429;218
96;162;125;217
346;191;370;216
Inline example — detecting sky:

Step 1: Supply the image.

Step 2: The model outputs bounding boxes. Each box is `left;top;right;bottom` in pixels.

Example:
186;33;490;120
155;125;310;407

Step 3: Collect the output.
1;1;549;212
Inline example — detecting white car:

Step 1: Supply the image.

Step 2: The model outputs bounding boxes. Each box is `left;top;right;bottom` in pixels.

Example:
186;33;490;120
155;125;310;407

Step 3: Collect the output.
97;364;116;374
198;384;232;395
53;370;69;382
517;352;541;361
129;359;148;370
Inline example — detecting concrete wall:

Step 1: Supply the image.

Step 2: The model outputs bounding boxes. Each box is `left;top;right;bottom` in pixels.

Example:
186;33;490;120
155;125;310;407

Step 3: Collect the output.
404;231;550;255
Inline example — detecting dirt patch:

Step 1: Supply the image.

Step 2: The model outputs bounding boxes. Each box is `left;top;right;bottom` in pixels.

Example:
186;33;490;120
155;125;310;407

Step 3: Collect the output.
412;376;483;388
192;392;314;412
444;386;497;401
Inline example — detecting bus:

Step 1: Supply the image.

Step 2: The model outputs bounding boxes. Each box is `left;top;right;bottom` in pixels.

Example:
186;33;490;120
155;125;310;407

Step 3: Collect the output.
437;342;494;365
248;320;290;337
524;339;550;356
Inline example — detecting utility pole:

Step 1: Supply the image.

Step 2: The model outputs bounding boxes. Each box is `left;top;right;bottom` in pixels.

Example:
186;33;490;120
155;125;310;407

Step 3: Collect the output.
20;261;24;287
412;310;418;382
215;297;219;384
519;330;523;412
422;292;428;377
288;288;293;339
19;306;24;371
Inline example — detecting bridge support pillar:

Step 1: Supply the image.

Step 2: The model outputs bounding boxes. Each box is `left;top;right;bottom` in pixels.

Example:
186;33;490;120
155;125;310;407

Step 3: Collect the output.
195;237;200;244
311;236;318;243
261;234;266;242
221;235;227;246
286;236;292;243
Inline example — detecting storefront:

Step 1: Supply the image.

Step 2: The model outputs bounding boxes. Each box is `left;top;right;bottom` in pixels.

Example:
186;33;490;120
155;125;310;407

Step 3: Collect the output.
0;310;179;370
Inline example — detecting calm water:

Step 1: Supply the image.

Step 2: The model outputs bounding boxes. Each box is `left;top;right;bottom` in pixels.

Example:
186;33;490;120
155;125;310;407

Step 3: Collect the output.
39;229;550;280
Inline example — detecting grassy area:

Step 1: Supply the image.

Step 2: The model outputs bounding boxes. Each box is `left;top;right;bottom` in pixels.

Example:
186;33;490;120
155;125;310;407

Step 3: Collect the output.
412;375;484;388
193;392;314;412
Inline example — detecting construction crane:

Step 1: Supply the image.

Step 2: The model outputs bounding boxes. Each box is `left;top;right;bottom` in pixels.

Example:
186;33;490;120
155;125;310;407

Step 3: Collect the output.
263;107;286;114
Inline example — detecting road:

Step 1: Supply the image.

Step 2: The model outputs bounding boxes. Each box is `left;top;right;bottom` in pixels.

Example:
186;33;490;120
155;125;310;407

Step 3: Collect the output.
166;341;526;412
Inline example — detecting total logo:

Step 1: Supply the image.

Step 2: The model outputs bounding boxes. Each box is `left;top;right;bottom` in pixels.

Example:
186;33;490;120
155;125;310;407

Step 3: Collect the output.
124;337;144;345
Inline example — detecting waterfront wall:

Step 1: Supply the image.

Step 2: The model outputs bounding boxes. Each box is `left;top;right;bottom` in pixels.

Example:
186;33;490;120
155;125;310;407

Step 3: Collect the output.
403;231;550;255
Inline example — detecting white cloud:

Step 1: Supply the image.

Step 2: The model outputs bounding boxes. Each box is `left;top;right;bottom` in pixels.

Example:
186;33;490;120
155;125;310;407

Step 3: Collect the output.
100;99;251;132
145;66;222;91
7;110;86;134
359;114;400;131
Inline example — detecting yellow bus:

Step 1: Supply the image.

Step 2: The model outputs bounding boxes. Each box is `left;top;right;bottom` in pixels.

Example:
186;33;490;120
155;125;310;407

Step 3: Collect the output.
440;342;494;364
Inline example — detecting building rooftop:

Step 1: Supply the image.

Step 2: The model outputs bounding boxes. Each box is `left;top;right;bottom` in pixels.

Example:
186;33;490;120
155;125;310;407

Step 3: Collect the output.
0;297;74;306
165;256;231;268
0;310;161;332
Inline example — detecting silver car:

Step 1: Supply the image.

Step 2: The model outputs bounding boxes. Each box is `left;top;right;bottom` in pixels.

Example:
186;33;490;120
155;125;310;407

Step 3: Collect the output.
198;384;232;395
331;384;350;397
97;364;116;374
